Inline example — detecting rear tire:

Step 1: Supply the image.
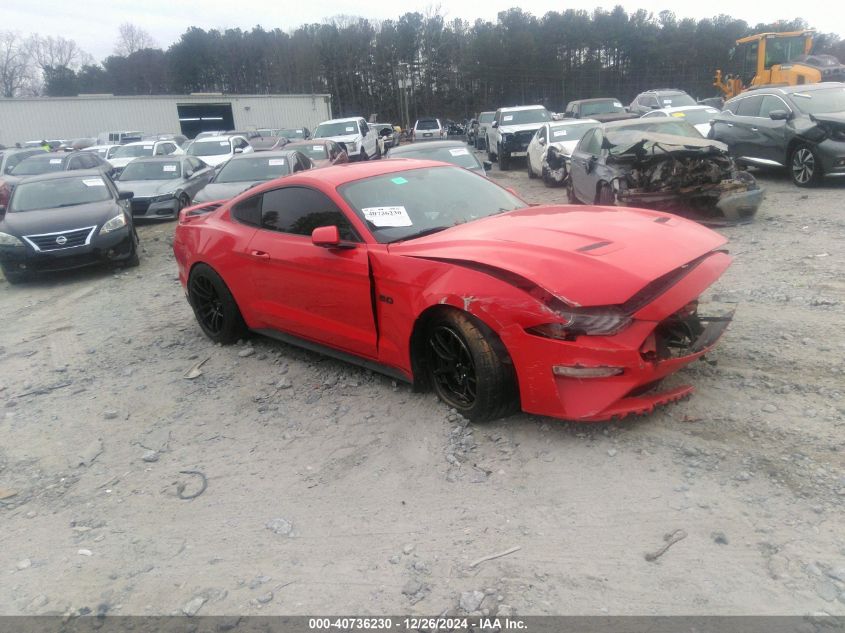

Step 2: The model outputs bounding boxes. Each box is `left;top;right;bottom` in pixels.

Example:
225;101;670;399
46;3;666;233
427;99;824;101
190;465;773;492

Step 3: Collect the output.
426;310;519;422
187;263;247;344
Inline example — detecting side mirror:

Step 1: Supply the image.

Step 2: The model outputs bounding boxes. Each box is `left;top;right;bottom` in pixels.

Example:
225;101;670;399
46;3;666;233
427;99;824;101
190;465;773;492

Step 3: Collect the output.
563;111;574;118
312;225;341;247
538;137;546;146
118;190;133;200
650;104;660;109
234;148;244;154
769;109;790;121
184;169;194;177
491;121;499;128
483;161;492;171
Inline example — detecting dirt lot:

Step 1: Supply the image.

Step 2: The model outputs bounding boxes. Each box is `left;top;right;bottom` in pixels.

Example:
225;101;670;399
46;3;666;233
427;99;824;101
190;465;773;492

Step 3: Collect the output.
1;155;844;618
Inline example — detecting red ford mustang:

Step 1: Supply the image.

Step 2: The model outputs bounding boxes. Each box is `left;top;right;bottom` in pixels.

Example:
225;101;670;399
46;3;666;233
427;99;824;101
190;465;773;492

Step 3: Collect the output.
173;159;733;422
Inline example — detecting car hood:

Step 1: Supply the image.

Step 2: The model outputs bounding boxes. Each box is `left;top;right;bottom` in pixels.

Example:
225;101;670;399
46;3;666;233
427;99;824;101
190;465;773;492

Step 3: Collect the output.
389;205;727;307
317;134;361;144
605;131;729;160
194;181;260;202
498;122;545;134
1;200;117;236
810;112;845;128
116;179;182;198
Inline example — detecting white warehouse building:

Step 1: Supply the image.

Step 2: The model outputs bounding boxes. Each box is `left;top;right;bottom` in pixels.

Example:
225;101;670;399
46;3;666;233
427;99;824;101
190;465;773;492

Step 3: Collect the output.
0;93;333;146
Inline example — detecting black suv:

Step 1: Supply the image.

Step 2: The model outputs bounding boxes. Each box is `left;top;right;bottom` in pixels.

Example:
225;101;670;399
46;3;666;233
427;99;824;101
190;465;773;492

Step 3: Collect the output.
629;89;697;115
710;83;845;187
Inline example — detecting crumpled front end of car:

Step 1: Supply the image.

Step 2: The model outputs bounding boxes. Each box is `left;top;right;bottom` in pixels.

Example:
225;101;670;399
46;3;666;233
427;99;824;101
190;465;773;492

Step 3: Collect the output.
613;152;763;224
500;250;733;421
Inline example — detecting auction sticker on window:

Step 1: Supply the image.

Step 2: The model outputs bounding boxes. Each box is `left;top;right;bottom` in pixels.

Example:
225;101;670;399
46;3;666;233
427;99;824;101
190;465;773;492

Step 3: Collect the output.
345;126;355;132
503;115;514;121
268;158;285;165
50;159;62;164
613;101;623;107
163;164;177;171
449;148;470;156
362;206;413;227
553;130;568;137
313;145;323;151
219;141;229;146
82;178;105;187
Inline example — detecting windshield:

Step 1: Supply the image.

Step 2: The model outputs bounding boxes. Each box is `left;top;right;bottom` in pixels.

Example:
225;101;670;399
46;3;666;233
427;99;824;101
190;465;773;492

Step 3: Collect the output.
339;166;524;244
658;93;696;107
215;156;291;183
11;156;65;176
479;113;495;124
548;122;599;142
416;120;440;130
580;100;625;116
500;108;551;125
391;146;481;171
120;161;182;180
188;140;231;157
279;129;306;139
291;144;328;160
10;176;112;212
790;87;845;114
668;108;719;125
112;144;155;158
314;122;359;138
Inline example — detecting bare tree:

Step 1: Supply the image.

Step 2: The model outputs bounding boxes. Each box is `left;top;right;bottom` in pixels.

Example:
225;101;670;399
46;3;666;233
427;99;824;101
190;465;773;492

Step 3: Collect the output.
28;34;91;70
114;23;156;56
0;31;39;97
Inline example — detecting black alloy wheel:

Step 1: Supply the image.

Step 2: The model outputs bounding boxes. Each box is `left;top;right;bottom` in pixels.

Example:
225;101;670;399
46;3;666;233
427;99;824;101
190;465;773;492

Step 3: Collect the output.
429;324;477;409
187;264;247;344
189;274;225;335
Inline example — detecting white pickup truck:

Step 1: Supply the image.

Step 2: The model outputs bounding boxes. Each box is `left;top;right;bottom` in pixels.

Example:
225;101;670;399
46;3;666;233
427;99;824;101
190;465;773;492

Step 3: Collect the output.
312;117;379;161
486;105;553;170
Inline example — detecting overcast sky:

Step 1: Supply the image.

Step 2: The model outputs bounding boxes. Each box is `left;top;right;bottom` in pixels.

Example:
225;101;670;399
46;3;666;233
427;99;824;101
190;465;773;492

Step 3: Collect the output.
6;0;839;63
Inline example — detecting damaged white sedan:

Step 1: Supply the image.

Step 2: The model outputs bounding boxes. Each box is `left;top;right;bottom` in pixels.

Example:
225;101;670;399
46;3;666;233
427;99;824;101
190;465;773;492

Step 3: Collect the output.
567;118;764;225
526;119;600;187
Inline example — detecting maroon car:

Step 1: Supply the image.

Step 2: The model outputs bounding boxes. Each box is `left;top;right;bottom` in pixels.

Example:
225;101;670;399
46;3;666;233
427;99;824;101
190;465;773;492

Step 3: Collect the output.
284;140;348;168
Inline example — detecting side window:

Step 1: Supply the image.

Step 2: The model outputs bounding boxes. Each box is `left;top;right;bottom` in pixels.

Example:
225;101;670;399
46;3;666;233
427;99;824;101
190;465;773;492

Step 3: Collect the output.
723;100;738;114
736;95;763;117
232;194;262;226
645;95;659;108
360;121;369;136
580;129;602;155
260;187;359;241
537;127;546;142
759;95;788;118
189;157;204;171
67;157;81;170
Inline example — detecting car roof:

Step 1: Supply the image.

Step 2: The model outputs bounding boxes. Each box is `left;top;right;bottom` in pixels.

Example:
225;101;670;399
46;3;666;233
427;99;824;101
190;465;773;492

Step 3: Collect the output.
191;136;233;143
128;155;188;164
319;117;360;124
270;158;453;188
649;105;718;113
24;151;71;160
388;140;466;153
570;98;621;104
13;168;106;184
640;88;688;95
499;105;546;112
761;81;844;95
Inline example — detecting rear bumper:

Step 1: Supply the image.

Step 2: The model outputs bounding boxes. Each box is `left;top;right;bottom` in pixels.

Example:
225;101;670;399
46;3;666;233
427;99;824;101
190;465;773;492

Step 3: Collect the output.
0;228;134;273
132;197;180;219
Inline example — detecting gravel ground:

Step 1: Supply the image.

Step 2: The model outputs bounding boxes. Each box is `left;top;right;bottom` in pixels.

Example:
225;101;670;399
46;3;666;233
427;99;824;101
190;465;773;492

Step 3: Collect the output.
0;155;843;617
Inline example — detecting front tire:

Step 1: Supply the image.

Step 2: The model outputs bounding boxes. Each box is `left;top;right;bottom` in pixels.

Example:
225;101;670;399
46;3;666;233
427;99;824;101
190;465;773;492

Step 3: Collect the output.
187;263;247;344
426;311;518;422
1;264;28;285
790;144;822;187
527;158;537;179
596;182;615;205
359;149;369;162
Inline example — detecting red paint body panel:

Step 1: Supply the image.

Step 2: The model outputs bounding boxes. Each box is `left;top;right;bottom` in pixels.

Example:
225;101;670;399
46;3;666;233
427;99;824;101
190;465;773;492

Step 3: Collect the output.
174;160;734;422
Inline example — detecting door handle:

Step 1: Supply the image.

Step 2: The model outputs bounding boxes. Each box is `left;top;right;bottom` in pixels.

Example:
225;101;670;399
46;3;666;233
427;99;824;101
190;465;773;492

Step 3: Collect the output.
249;250;270;260
750;127;759;132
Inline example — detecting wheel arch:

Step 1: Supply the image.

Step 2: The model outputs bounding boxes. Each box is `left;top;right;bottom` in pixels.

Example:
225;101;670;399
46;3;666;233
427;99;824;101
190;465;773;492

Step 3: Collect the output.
408;302;518;397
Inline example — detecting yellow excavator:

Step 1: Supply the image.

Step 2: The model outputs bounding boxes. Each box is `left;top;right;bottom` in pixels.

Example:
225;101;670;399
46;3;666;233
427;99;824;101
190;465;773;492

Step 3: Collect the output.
714;30;845;100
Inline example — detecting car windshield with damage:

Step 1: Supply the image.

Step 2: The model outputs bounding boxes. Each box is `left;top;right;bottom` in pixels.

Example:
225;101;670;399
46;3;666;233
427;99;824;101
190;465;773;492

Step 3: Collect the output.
500;108;552;125
215;156;291;182
314;122;358;137
112;144;154;158
187;141;231;157
338;165;525;243
790;87;845;114
120;161;182;180
10;176;111;212
580;100;625;116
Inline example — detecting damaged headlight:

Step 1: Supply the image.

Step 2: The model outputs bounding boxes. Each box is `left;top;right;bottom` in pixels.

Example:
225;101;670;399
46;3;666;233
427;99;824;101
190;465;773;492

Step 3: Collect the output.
527;307;632;339
152;193;175;203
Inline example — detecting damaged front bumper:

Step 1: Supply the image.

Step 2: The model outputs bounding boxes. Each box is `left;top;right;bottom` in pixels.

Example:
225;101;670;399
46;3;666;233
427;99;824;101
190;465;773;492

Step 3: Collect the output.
502;251;734;422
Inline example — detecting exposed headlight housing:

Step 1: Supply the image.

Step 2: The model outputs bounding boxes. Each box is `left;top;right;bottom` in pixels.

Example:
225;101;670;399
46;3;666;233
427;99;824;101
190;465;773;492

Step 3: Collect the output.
526;307;632;339
99;214;127;234
152;193;175;203
0;231;24;247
